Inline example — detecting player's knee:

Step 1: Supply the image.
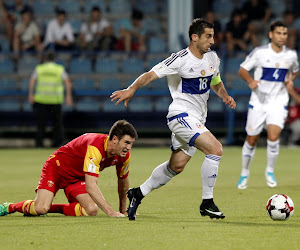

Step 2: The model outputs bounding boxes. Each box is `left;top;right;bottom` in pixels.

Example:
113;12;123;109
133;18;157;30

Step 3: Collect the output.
34;203;50;215
212;141;223;156
84;204;98;216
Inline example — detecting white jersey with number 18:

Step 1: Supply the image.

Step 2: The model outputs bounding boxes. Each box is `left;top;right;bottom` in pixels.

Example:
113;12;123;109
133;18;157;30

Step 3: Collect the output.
152;47;221;124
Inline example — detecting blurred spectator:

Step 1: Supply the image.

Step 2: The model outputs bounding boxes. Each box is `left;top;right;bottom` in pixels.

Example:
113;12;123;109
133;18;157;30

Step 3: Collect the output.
116;8;146;53
43;9;75;51
13;7;42;58
242;0;272;47
28;51;73;148
79;6;116;51
283;10;298;50
286;86;300;145
225;9;251;56
0;0;31;44
204;10;223;51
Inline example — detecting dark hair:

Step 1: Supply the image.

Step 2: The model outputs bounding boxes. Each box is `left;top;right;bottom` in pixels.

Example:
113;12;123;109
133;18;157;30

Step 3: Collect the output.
188;18;214;40
131;8;143;20
91;6;101;12
44;51;56;61
56;8;66;16
270;20;287;32
109;120;138;141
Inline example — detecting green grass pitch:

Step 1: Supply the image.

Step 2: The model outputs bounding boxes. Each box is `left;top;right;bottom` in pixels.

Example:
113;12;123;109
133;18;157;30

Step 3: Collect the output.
0;147;299;249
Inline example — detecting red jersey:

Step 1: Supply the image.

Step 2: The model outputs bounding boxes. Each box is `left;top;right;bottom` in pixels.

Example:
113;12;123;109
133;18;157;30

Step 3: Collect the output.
49;133;131;179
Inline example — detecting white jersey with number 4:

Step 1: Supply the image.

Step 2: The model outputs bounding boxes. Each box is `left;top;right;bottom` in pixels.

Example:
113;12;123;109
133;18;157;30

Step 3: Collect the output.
151;47;220;124
240;43;299;107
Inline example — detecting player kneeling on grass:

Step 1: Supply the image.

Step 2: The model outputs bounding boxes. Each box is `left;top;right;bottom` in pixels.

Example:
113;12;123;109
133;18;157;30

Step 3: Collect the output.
0;120;137;217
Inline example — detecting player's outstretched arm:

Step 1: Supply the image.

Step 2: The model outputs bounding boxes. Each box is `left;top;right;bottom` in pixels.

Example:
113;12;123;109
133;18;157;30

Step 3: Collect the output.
211;81;236;109
110;71;158;107
85;174;125;217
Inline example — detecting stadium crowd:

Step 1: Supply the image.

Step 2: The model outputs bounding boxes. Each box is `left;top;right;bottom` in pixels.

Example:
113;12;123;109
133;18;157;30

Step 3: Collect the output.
0;0;299;146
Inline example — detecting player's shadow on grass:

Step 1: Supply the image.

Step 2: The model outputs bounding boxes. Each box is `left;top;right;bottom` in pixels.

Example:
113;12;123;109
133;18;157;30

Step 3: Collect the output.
209;220;300;228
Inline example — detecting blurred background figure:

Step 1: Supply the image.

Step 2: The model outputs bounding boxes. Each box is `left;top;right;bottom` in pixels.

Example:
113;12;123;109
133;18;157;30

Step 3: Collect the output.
78;6;116;52
0;0;31;44
282;10;298;50
225;9;250;57
204;10;223;52
43;9;75;51
241;0;272;46
13;7;42;58
28;51;72;148
286;86;300;145
117;8;146;53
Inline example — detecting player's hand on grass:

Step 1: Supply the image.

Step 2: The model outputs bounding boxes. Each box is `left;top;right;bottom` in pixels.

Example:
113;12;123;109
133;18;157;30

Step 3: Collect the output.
108;211;126;217
110;88;135;107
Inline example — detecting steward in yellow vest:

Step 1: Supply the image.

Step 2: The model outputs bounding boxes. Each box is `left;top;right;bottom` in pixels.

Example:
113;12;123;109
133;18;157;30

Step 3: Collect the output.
28;51;72;147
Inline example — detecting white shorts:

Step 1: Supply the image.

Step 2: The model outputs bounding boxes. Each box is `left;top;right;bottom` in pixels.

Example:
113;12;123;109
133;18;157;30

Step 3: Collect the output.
167;112;209;156
246;103;288;136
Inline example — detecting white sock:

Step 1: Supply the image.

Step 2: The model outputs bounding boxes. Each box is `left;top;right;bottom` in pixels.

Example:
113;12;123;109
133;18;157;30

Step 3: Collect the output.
266;139;280;173
201;155;221;199
241;141;256;176
140;161;176;197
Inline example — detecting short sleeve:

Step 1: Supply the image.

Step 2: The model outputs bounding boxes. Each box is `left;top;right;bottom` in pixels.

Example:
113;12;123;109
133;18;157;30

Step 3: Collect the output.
151;53;181;78
291;52;299;73
83;145;102;176
240;48;259;71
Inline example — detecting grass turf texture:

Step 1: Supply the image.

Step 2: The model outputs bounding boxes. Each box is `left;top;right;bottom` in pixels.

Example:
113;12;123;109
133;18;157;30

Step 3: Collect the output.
0;147;299;250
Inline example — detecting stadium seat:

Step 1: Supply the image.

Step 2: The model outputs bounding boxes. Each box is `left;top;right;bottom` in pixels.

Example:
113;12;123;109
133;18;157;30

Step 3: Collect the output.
62;104;74;112
84;0;107;13
0;79;18;91
208;96;224;112
33;0;55;16
76;97;99;112
143;18;162;35
69;57;92;74
59;0;81;15
213;0;234;18
22;101;33;112
21;79;29;92
134;0;158;14
151;77;168;90
108;0;130;14
17;56;39;74
73;78;95;91
0;39;11;53
0;99;20;111
148;37;166;53
235;96;250;112
153;96;172;112
128;97;153;112
102;99;127;112
0;58;14;74
95;58;118;74
225;57;244;74
122;57;144;74
230;78;249;91
99;78;122;91
269;0;285;17
147;57;164;70
69;19;82;35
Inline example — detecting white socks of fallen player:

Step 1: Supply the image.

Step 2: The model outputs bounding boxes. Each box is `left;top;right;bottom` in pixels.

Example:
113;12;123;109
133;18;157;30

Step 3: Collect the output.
241;141;256;176
266;139;279;173
140;161;176;197
201;155;221;199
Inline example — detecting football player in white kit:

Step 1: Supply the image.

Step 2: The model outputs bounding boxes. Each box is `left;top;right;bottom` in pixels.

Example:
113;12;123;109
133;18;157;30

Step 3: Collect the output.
111;18;236;220
237;21;299;189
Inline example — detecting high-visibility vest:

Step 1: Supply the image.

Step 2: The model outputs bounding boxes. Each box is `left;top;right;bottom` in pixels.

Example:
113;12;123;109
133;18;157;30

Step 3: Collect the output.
34;62;64;104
